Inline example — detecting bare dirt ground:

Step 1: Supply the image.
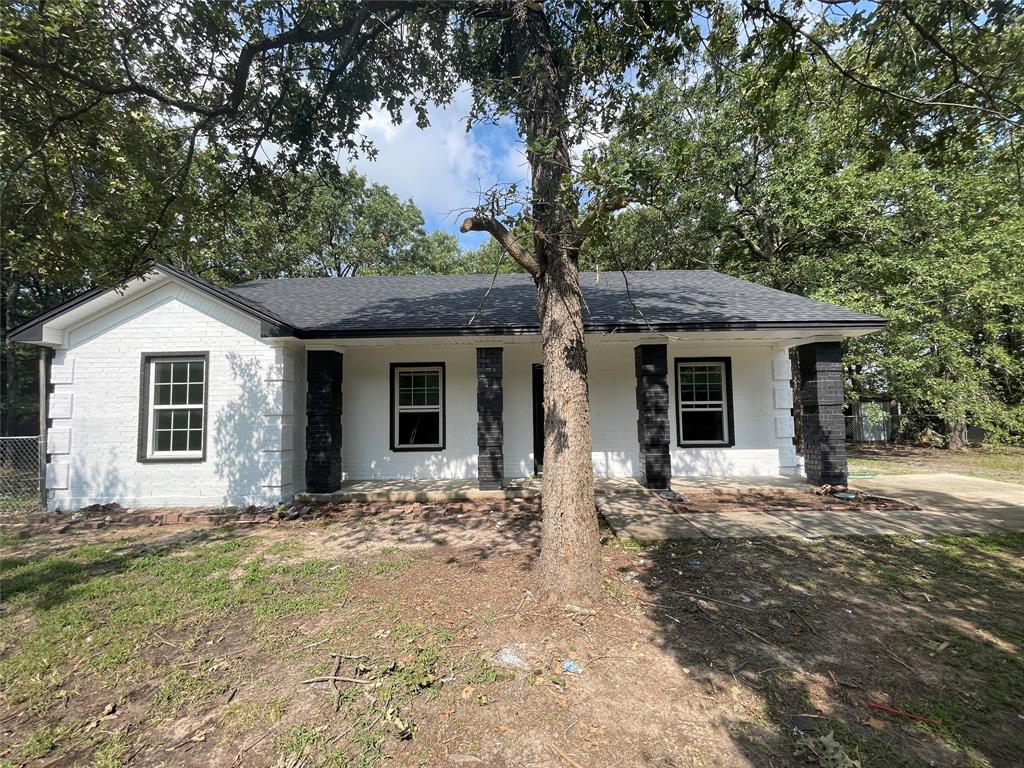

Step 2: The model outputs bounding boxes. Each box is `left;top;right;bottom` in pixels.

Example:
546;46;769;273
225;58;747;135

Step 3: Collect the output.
2;501;1022;768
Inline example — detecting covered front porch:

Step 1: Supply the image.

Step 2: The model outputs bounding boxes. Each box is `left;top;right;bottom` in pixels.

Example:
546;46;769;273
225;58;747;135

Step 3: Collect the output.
297;335;853;499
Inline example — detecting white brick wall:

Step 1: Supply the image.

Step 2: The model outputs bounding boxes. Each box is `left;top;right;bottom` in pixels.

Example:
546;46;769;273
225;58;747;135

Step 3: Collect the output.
342;345;480;480
45;277;799;507
342;339;795;481
47;281;287;509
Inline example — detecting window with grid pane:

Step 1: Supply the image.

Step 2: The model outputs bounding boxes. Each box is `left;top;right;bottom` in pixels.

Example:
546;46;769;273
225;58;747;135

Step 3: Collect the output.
392;365;444;449
148;358;205;457
676;361;729;445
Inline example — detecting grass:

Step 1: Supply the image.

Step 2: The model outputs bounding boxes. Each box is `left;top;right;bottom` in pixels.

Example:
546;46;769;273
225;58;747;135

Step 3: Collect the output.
848;444;1024;483
2;518;1021;767
0;533;352;708
0;530;354;763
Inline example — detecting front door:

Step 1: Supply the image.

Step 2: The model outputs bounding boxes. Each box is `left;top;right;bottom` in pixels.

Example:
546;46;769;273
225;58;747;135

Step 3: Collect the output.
532;364;544;475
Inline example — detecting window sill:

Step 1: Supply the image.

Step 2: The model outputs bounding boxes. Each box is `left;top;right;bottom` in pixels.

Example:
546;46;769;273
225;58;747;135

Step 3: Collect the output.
390;445;445;453
676;442;734;449
138;455;206;464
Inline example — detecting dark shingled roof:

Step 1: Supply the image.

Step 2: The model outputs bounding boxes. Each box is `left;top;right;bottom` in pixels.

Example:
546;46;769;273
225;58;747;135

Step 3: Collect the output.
227;270;885;337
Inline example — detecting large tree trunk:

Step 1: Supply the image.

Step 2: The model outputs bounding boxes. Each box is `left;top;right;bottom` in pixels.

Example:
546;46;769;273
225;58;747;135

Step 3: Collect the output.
461;5;603;600
945;418;967;450
534;250;601;600
506;5;602;600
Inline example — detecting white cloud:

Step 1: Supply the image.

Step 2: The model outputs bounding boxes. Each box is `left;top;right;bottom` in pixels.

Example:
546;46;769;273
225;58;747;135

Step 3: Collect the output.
348;91;527;236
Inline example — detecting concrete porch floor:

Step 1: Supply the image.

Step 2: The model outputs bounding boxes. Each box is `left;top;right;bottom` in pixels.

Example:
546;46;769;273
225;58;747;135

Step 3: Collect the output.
294;475;809;504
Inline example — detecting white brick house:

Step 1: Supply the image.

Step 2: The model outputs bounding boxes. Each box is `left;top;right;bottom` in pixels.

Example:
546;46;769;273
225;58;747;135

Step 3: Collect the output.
10;263;884;510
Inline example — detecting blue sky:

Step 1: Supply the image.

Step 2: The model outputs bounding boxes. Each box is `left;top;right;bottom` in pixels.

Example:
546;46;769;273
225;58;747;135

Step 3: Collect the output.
347;90;525;249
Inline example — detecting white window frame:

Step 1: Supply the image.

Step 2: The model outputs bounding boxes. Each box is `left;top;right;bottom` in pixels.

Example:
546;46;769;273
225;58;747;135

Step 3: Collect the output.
676;360;730;447
147;356;206;459
392;364;445;450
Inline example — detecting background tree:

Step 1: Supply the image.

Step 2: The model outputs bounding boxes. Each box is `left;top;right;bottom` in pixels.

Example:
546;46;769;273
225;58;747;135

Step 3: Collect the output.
591;17;1024;446
2;0;1020;597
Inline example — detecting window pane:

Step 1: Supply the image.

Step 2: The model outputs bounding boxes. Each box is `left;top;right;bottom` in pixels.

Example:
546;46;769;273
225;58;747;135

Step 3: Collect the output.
155;363;172;383
154;384;171;406
188;383;203;404
188;430;202;451
171;383;188;404
172;410;188;429
681;410;725;443
399;390;413;406
155;430;171;451
171;430;188;451
188;409;203;428
155;410;173;429
188;361;204;382
397;412;440;446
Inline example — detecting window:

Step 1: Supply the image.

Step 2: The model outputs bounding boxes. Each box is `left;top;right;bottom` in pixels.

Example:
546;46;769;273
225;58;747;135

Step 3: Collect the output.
391;364;445;450
139;354;208;461
675;358;733;447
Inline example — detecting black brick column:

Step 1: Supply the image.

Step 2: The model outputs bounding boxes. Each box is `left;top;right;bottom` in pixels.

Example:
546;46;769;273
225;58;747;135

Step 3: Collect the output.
798;342;848;486
476;348;504;490
635;344;671;489
305;350;343;493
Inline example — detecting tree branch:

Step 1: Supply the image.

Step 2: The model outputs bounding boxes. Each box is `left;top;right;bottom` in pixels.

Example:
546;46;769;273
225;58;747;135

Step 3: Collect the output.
759;2;1023;129
461;215;540;277
576;194;629;243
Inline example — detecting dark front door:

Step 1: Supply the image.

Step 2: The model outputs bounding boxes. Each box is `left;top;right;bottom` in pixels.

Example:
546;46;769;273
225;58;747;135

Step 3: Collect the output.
532;364;544;475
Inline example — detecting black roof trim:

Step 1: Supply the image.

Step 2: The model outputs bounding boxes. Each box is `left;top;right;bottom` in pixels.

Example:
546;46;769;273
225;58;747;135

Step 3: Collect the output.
295;318;886;339
8;262;295;343
7;285;111;342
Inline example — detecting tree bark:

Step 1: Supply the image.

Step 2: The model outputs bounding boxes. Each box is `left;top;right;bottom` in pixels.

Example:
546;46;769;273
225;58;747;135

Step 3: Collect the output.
945;418;967;450
534;248;601;599
461;4;602;600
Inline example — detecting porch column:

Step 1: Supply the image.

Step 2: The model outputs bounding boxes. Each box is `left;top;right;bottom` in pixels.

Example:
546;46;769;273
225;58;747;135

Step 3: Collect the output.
476;347;504;490
305;350;343;493
634;344;671;489
798;342;848;486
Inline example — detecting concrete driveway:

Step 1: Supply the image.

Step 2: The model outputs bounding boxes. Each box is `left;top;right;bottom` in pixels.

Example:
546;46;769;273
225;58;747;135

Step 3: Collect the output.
850;472;1024;532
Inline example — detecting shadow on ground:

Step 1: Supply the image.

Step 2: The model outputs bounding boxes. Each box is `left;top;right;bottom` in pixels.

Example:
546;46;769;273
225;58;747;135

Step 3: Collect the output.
633;532;1024;767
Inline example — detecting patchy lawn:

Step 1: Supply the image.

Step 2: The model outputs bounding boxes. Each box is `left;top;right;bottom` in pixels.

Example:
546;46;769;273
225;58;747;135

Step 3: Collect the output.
1;501;1022;768
849;444;1024;484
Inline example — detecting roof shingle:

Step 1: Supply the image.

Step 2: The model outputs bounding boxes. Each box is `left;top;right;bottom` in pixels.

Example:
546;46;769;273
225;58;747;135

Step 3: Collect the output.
227;270;884;337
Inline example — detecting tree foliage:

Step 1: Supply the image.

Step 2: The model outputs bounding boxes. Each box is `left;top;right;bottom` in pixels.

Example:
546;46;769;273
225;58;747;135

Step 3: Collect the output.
590;15;1024;443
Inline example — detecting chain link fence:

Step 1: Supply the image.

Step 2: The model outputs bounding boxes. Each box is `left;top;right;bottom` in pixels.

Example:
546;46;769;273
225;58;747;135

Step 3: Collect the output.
0;436;42;515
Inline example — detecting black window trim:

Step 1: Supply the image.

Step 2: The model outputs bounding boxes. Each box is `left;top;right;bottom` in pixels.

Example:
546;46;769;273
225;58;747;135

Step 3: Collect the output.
673;356;736;449
138;351;210;463
389;361;446;452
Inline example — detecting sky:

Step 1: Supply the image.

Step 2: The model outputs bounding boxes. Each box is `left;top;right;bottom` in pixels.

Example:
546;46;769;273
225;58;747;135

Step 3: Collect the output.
346;90;526;249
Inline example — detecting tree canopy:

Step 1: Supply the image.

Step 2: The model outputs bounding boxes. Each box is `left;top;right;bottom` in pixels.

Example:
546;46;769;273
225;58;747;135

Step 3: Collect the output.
589;16;1024;444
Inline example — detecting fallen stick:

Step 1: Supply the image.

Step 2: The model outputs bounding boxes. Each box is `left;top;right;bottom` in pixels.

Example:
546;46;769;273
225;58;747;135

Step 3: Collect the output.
301;676;374;685
866;702;940;726
550;744;587;768
662;589;758;613
330;655;344;713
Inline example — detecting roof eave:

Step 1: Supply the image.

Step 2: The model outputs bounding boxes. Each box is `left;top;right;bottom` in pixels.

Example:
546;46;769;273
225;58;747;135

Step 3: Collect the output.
8;263;296;345
293;318;887;339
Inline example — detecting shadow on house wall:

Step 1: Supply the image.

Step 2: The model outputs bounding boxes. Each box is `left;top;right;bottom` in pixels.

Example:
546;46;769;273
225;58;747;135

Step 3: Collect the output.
214;352;278;506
